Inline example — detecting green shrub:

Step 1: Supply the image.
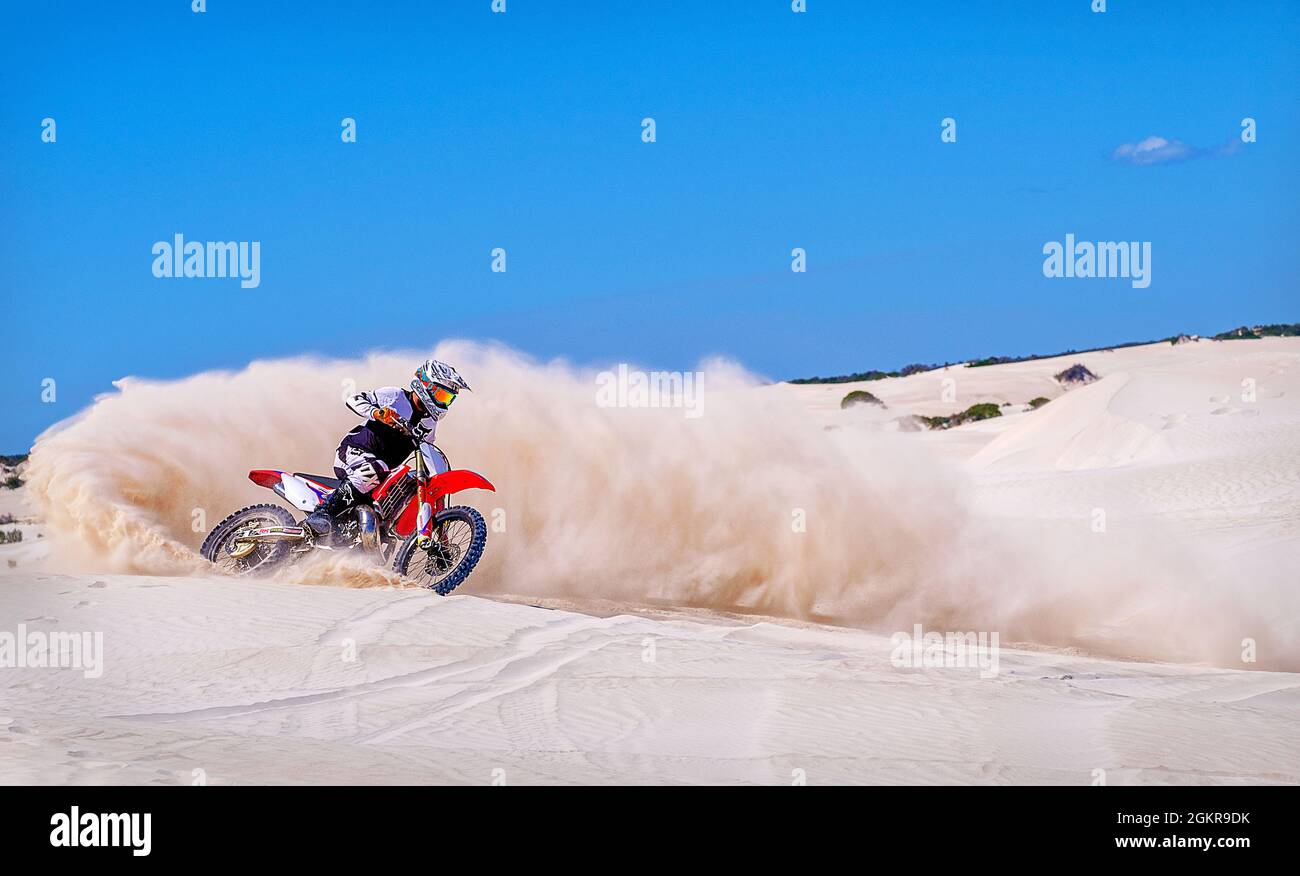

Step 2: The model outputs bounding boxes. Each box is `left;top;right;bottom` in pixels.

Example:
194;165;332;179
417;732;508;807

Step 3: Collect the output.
1028;397;1050;409
919;403;1002;430
1054;363;1098;385
841;390;884;409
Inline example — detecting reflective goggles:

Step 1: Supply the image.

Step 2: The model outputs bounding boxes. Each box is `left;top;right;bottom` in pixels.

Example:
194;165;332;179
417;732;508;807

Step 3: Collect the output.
429;384;458;408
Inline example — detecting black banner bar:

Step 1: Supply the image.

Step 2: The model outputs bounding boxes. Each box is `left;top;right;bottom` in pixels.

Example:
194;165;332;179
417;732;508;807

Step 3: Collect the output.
4;785;1290;862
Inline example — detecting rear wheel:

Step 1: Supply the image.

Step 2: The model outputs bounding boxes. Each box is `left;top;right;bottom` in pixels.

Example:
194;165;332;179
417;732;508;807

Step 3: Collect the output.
200;503;298;576
392;506;487;595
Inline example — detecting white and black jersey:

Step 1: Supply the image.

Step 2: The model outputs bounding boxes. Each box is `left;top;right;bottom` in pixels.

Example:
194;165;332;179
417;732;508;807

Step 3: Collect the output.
333;387;441;492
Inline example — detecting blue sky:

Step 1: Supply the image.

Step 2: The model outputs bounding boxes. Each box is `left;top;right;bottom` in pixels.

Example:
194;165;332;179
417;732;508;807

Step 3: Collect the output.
2;0;1297;450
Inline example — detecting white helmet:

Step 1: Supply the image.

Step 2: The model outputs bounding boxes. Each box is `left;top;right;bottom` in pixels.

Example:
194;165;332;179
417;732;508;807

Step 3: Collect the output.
411;358;471;419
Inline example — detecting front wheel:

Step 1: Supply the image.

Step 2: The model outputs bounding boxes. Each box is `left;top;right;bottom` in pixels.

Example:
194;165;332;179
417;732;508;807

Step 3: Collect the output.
392;506;487;595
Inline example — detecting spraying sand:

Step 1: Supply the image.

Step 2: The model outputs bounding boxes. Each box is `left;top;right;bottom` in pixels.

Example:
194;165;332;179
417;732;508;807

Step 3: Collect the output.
21;339;1300;667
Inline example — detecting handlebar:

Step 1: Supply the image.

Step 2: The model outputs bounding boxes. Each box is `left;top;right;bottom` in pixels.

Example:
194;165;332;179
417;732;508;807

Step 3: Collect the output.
389;417;428;441
395;420;449;481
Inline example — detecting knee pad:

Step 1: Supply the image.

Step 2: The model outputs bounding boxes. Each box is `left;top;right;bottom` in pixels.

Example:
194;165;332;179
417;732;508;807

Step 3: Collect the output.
345;458;389;493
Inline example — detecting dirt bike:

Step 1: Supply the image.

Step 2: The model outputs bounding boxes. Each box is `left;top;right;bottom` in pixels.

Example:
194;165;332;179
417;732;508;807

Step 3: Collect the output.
199;420;494;594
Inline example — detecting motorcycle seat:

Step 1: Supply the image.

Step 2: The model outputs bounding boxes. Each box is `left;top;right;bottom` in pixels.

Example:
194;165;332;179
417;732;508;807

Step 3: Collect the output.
294;472;342;489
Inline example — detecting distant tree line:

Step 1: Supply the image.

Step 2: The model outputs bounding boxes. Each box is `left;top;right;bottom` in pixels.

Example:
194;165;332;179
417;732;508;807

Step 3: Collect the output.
787;322;1300;383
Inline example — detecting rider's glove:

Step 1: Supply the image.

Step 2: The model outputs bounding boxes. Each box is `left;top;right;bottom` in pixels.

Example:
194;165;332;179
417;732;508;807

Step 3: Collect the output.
372;406;402;427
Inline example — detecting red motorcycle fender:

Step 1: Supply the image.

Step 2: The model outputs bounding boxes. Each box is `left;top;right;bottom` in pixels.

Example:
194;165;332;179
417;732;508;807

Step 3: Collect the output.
426;469;496;502
393;470;495;538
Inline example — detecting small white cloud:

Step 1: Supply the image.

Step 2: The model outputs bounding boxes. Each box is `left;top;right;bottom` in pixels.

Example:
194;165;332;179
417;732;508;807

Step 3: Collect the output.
1111;134;1244;166
1111;135;1196;165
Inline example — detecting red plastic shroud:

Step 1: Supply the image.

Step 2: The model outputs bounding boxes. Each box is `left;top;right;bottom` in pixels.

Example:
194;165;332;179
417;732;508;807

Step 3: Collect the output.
372;465;411;501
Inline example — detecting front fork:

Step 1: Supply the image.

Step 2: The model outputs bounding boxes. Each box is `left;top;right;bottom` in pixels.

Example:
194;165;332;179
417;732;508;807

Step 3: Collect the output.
412;437;450;548
414;482;448;546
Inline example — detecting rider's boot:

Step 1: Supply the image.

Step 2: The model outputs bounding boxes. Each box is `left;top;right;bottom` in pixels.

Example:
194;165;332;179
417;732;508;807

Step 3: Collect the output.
303;482;356;542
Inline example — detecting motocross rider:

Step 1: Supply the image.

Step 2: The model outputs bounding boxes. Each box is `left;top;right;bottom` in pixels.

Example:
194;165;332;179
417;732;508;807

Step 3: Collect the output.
302;358;472;544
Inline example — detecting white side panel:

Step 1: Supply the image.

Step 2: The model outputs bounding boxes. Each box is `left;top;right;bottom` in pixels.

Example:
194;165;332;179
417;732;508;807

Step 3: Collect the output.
280;475;324;512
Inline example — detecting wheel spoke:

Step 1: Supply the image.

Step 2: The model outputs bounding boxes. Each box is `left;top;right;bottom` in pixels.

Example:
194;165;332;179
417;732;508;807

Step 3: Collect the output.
411;519;474;588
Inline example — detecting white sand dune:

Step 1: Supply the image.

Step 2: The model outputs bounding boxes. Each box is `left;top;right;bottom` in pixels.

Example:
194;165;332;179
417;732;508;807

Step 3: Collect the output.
800;337;1300;546
0;481;32;521
2;572;1296;786
2;336;1298;784
0;492;31;522
967;373;1172;471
